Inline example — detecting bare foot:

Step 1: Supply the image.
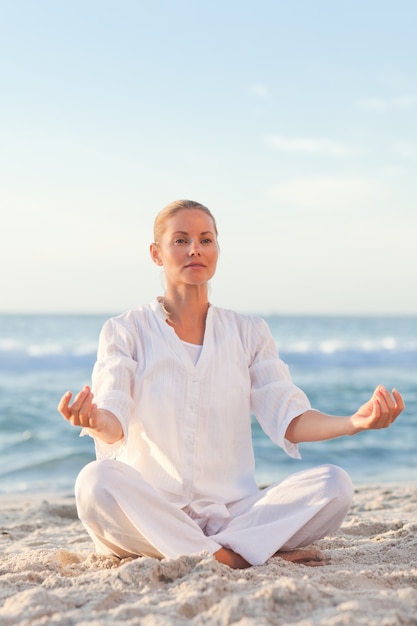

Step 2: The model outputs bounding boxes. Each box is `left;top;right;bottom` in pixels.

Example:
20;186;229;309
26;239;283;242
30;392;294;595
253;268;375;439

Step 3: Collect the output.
213;547;251;569
274;548;330;567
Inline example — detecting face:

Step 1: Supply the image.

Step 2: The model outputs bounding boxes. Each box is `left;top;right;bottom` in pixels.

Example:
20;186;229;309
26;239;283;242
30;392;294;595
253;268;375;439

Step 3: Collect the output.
150;209;219;287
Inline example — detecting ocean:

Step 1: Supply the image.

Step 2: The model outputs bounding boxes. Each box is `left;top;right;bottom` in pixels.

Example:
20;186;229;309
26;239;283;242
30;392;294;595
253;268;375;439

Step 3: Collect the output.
0;313;416;495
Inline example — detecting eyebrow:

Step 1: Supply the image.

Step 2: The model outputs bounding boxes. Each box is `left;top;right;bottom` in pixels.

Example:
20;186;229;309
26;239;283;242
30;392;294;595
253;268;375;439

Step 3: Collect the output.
172;230;215;236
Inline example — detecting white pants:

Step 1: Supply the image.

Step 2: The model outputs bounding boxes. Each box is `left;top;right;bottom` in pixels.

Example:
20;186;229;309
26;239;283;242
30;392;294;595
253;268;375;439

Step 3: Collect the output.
75;460;353;566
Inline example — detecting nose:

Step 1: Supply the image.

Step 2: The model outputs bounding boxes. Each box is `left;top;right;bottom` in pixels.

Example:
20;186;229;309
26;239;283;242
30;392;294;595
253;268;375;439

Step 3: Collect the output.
189;240;201;256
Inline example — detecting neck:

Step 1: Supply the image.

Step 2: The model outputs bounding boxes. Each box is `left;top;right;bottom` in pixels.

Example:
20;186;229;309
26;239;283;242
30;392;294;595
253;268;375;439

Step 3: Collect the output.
162;286;209;321
159;288;209;344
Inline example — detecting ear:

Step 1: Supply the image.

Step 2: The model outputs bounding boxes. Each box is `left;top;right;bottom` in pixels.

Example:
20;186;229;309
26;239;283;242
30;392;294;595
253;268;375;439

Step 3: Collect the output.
150;242;163;266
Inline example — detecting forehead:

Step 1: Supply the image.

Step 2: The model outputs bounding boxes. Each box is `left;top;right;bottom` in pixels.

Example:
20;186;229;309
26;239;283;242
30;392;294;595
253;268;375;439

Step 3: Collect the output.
165;209;215;233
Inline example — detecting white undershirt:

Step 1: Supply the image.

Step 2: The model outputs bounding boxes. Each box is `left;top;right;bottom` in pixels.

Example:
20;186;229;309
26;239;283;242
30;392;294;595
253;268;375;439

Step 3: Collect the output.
181;340;203;365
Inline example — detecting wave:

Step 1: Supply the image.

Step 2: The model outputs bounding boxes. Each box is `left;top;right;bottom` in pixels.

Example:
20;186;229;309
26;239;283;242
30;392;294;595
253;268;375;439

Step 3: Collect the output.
1;314;416;371
0;341;97;372
0;338;416;371
278;338;417;368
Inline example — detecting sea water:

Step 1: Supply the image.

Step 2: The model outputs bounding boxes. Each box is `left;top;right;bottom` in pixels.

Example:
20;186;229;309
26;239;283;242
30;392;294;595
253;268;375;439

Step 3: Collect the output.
0;313;416;495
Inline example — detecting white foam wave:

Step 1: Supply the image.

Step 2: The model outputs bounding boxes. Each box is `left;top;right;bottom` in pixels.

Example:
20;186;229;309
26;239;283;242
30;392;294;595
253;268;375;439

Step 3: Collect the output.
278;336;415;354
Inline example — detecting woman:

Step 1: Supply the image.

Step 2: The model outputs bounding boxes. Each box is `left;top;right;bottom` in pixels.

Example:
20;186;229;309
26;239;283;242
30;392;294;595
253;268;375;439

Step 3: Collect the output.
58;199;404;569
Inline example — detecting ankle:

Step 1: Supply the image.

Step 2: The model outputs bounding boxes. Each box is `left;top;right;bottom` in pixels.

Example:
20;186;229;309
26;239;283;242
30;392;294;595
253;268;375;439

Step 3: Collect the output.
213;547;251;569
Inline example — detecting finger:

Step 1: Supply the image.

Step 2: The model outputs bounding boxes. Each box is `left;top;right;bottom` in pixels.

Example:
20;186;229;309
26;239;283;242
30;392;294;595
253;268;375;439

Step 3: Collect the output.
57;391;73;419
88;404;99;429
375;386;394;414
378;388;404;425
78;392;94;427
372;395;382;420
70;385;91;413
376;393;396;427
392;389;405;415
372;396;391;429
376;391;400;428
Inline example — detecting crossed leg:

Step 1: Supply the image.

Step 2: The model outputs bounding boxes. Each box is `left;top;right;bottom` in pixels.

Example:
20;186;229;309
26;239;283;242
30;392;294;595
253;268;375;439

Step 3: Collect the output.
76;461;352;569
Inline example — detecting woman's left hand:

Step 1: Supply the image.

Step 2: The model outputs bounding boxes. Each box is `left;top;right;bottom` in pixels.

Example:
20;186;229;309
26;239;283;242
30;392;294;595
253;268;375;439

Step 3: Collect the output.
349;386;405;434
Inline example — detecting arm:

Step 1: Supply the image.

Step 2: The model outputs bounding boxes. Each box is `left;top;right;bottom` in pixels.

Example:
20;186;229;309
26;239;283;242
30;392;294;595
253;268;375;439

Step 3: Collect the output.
58;385;124;444
285;385;405;444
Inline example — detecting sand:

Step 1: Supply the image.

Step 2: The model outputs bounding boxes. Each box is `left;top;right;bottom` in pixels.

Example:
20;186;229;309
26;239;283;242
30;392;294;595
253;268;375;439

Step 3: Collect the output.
0;483;416;626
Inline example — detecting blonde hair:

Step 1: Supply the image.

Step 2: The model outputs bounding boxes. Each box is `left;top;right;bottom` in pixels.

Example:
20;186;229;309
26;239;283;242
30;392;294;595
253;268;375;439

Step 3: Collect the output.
153;199;218;244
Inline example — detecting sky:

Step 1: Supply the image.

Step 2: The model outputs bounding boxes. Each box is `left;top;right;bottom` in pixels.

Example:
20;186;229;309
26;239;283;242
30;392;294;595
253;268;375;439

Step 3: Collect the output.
1;0;416;315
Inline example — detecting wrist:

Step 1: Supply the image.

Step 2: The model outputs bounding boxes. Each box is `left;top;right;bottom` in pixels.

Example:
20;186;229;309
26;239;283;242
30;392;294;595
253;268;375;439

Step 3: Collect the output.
94;409;124;443
346;415;359;436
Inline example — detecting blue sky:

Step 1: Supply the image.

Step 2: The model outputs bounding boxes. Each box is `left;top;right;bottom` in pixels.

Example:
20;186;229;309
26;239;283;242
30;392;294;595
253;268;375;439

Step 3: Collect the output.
1;0;416;314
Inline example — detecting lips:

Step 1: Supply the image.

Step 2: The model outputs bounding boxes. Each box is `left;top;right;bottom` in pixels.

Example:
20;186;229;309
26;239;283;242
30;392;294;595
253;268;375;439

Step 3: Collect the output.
184;263;206;268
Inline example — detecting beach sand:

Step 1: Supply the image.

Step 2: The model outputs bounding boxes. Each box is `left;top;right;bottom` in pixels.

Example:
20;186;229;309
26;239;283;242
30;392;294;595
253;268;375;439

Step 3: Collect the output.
1;483;416;626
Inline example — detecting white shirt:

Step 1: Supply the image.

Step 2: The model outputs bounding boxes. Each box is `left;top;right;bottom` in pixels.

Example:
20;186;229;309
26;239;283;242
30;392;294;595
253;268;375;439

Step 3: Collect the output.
88;299;311;516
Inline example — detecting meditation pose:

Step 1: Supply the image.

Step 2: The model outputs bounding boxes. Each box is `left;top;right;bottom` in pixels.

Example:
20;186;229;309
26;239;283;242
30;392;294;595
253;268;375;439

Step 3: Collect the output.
58;199;404;568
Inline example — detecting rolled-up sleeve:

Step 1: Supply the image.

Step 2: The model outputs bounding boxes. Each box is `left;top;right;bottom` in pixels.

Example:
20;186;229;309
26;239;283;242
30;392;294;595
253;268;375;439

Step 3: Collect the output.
85;317;138;459
249;318;310;459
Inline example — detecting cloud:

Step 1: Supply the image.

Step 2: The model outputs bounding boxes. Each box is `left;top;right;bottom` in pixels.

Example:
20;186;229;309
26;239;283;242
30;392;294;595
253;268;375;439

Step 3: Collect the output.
267;175;392;212
251;84;269;97
355;98;389;112
356;95;417;112
393;95;417;108
264;134;350;157
394;142;417;158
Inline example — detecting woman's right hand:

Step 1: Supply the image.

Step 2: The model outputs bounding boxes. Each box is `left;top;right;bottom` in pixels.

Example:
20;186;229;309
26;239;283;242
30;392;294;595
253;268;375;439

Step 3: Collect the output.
58;385;100;429
58;386;123;442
